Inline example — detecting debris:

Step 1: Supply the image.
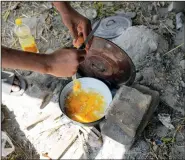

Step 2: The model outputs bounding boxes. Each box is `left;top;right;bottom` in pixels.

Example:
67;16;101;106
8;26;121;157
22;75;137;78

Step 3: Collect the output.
142;67;156;85
2;131;15;157
180;60;185;69
152;15;159;24
49;132;78;159
152;144;158;152
40;93;53;109
42;2;53;10
161;137;175;144
163;43;184;56
174;19;185;51
22;13;48;38
158;113;175;130
155;139;163;145
156;125;169;137
125;12;136;19
41;152;52;160
165;19;175;29
78;130;89;159
115;10;136;19
26;114;50;130
10;2;20;10
168;2;185;13
135;72;143;82
3;10;10;22
45;48;54;54
156;53;161;61
176;12;185;30
159;2;165;7
85;8;97;20
39;122;67;135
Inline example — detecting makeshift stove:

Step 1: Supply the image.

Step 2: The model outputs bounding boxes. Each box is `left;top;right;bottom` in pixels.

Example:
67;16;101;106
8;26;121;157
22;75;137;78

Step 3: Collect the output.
59;36;160;150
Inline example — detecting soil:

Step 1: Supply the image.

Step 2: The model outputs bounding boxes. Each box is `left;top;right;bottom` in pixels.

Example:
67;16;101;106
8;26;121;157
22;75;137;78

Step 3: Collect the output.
1;1;185;159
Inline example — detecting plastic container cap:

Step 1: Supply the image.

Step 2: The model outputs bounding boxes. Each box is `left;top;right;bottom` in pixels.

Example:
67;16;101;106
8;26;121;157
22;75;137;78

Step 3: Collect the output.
15;18;22;25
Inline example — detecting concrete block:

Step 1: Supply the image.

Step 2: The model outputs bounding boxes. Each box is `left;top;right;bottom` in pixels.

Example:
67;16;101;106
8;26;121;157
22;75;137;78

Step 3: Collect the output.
105;85;152;138
101;84;159;148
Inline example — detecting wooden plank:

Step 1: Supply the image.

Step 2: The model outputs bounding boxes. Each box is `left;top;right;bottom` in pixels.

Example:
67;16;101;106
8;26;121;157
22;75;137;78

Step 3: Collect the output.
49;132;78;159
60;138;84;159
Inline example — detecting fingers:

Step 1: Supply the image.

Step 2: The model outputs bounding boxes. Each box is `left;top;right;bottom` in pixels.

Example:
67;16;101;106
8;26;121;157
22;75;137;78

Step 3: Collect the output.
68;25;78;40
82;21;92;49
76;49;86;57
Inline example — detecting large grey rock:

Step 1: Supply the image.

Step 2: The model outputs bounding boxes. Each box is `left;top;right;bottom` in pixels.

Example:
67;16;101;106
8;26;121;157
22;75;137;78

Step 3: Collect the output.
112;26;169;66
101;84;159;148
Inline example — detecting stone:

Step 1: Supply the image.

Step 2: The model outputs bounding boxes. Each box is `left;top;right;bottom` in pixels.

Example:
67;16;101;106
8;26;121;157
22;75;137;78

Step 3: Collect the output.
180;60;185;70
85;8;97;20
156;53;161;61
125;12;136;18
176;12;184;30
123;140;150;159
170;145;185;159
168;2;185;13
101;84;159;148
142;67;156;85
152;15;159;24
174;21;185;51
156;125;169;137
112;26;169;66
135;72;143;82
180;81;185;87
158;113;175;130
165;19;175;29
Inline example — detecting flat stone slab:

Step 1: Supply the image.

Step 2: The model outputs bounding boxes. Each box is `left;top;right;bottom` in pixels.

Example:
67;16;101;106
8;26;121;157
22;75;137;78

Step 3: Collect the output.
101;84;159;148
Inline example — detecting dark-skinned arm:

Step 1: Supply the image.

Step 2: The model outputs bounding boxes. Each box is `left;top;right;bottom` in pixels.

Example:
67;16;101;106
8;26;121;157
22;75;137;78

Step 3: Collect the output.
2;46;85;77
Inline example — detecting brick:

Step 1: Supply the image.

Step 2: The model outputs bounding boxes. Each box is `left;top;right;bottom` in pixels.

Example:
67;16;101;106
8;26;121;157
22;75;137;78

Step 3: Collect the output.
101;84;159;148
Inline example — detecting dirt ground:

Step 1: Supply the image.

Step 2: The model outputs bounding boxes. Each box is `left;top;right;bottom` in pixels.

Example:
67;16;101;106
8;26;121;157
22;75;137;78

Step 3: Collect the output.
1;1;185;159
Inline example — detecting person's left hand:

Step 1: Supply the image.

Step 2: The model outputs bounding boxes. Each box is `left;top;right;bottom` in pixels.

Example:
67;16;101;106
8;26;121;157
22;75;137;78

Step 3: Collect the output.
61;9;92;49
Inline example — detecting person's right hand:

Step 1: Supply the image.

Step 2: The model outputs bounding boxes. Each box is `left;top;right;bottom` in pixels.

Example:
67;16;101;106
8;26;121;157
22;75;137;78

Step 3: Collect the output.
46;48;86;77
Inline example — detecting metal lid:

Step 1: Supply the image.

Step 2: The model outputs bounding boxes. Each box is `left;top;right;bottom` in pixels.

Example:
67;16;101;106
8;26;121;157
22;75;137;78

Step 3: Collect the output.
92;15;132;39
79;37;136;88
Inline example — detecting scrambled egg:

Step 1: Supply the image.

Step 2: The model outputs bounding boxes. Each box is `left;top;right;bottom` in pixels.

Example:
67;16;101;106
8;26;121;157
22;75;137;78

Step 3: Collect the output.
66;80;105;123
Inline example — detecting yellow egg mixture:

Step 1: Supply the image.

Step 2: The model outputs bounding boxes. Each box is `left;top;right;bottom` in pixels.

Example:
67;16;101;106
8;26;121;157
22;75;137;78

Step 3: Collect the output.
65;80;106;123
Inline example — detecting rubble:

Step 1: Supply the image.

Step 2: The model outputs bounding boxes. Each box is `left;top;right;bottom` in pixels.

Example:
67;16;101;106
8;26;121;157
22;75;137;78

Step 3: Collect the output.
176;12;185;30
180;60;185;70
158;113;175;130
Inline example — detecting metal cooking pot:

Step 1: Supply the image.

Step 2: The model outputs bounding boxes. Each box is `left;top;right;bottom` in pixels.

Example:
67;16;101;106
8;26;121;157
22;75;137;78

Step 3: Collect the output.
59;36;136;126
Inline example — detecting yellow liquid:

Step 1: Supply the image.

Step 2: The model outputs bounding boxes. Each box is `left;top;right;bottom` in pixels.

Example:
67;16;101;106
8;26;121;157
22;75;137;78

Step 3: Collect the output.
65;86;105;123
19;35;38;53
15;24;39;53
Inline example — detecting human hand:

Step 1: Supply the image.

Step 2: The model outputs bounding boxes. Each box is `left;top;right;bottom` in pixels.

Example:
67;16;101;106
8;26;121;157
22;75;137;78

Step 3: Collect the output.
46;48;86;77
59;6;92;49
